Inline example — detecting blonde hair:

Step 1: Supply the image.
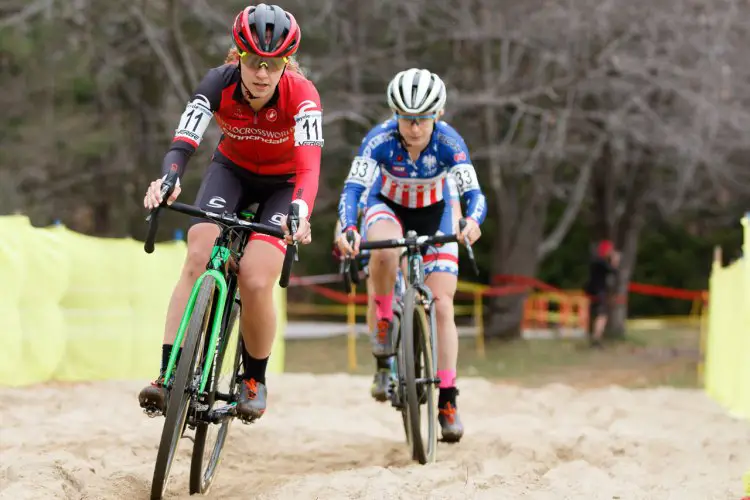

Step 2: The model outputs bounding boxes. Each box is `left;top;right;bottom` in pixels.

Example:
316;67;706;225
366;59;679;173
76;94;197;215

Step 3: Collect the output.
225;47;305;76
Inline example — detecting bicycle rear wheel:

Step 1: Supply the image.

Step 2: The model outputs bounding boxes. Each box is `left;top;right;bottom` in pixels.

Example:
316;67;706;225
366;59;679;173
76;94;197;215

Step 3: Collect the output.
189;298;241;494
400;287;438;464
150;279;215;500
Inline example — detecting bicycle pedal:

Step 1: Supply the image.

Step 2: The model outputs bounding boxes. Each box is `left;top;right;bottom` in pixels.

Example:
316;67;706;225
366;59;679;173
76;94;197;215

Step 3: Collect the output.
142;407;163;418
206;404;237;424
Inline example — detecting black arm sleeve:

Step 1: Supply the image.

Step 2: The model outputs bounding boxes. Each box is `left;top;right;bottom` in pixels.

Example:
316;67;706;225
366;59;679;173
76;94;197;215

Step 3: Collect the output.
158;65;231;178
160;147;193;177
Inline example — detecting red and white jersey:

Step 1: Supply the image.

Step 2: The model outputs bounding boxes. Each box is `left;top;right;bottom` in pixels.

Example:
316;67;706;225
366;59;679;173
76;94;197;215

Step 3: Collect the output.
163;63;323;215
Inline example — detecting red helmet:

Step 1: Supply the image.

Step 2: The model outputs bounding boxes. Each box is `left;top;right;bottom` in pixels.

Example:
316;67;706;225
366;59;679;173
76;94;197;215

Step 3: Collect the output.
232;4;301;58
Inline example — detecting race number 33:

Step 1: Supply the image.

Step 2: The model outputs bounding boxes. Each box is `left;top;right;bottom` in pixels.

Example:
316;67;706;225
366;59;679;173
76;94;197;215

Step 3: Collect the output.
346;156;377;186
451;164;479;193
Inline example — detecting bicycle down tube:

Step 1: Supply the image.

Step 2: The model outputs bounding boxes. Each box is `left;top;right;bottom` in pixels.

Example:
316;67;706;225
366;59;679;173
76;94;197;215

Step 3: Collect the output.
163;269;229;394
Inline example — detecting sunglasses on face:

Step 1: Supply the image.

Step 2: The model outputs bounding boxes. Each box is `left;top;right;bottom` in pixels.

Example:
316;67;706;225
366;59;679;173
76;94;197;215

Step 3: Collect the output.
238;51;288;71
395;113;437;126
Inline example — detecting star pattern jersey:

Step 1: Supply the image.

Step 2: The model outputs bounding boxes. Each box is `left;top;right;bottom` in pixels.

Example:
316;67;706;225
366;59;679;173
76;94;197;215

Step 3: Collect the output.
357;166;458;215
337;118;487;230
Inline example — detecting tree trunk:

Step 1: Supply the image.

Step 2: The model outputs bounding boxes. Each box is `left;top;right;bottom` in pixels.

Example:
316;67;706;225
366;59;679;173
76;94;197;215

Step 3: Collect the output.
607;156;650;337
591;142;651;339
607;216;643;337
485;179;550;339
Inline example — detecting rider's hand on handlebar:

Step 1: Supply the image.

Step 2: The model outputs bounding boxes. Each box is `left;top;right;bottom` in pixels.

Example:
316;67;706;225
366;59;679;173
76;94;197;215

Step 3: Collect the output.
337;228;361;257
144;177;181;210
281;215;311;245
458;218;481;245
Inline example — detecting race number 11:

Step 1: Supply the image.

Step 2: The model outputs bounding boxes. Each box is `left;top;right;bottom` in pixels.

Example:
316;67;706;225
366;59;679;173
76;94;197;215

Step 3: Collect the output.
295;112;324;146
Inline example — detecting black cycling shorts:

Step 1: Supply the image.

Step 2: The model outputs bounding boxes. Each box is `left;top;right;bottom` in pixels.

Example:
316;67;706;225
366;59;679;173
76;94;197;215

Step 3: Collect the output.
363;195;459;277
189;153;294;253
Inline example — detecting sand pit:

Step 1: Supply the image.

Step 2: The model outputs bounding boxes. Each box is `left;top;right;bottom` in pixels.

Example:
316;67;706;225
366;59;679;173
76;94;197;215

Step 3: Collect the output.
1;373;748;499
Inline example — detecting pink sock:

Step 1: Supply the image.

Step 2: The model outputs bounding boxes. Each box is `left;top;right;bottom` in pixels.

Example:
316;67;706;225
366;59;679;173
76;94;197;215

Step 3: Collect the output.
374;293;394;321
438;369;456;389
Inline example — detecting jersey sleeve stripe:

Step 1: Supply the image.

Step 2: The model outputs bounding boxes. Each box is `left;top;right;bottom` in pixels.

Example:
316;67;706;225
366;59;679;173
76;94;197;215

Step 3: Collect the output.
172;136;199;149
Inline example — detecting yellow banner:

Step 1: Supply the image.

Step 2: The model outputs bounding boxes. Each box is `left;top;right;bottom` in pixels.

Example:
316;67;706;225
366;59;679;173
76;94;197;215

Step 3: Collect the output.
704;215;750;420
0;217;285;386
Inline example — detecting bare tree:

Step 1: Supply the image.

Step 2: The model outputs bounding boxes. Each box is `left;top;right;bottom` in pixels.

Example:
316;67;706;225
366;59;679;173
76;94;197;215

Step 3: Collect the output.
3;0;750;333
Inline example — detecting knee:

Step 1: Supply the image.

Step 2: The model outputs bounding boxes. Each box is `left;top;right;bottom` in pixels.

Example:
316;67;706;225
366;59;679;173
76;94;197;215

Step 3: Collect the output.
239;268;275;298
433;292;455;322
371;248;399;269
183;243;211;280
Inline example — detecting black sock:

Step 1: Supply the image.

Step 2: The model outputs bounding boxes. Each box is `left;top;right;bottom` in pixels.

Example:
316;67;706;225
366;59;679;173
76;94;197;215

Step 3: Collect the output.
242;348;269;385
439;387;458;408
161;344;182;374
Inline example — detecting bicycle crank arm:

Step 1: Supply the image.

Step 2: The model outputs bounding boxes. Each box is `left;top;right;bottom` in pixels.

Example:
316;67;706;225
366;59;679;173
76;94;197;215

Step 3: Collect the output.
205;404;237;424
214;391;234;403
415;377;442;386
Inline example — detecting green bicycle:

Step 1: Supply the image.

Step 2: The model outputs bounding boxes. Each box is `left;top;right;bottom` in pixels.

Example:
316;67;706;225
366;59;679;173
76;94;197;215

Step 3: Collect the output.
142;171;299;500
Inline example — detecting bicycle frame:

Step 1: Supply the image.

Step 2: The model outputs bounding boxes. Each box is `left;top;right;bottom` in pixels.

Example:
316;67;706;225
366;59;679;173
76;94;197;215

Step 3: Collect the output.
401;240;440;377
163;219;251;395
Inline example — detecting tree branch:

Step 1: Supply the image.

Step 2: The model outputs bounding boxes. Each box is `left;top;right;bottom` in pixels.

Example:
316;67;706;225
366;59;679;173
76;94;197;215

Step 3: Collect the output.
537;131;607;259
0;0;52;29
129;4;189;101
170;0;199;91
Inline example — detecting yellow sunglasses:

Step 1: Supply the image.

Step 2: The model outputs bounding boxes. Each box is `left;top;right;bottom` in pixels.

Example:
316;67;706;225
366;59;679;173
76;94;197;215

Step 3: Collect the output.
238;50;288;71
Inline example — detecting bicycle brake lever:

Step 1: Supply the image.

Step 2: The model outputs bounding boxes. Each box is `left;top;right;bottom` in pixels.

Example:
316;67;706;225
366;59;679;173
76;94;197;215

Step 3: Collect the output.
458;218;480;276
287;204;300;261
146;168;180;223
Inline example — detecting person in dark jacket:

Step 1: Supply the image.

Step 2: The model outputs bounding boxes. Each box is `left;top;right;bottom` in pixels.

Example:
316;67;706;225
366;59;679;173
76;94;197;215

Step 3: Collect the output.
584;240;620;348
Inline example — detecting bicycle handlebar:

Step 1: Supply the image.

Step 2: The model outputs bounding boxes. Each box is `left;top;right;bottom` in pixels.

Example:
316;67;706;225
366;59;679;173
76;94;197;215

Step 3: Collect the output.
341;229;362;291
144;169;299;288
358;233;458;251
144;168;180;254
278;203;299;289
341;218;480;278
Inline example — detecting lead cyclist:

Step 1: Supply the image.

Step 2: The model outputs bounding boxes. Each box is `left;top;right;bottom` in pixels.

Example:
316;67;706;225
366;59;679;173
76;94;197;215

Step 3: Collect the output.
138;4;322;423
336;68;487;443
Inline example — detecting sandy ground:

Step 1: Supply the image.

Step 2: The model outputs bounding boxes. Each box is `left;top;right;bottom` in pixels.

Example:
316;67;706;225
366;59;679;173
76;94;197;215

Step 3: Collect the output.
1;374;749;500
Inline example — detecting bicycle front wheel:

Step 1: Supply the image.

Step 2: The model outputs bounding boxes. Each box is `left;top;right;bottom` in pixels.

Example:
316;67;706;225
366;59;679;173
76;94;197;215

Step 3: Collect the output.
189;298;241;494
400;287;438;465
150;279;215;500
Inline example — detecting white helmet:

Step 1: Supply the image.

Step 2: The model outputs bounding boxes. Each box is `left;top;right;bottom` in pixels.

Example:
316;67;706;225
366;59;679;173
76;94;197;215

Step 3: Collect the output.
387;68;447;116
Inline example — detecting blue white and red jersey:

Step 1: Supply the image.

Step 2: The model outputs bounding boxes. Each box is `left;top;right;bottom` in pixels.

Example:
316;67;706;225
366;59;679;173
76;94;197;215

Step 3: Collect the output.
338;118;486;230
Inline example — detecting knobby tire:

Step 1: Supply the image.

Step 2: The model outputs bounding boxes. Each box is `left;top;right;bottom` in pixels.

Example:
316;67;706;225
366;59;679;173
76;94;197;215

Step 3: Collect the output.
400;287;438;464
150;279;215;500
189;299;242;494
